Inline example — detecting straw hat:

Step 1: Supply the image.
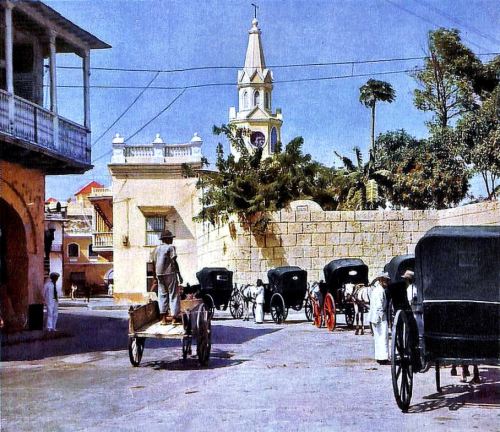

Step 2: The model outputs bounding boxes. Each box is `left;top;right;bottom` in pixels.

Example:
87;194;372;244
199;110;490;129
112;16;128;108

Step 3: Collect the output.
376;271;390;280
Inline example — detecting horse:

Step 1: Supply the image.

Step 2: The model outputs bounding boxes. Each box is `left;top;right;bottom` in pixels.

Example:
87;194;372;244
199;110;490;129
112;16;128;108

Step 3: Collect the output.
240;283;259;321
451;364;481;383
344;283;372;335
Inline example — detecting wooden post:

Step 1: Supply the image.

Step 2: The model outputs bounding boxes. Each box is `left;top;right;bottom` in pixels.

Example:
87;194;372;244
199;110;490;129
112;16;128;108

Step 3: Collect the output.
4;1;14;130
49;30;59;149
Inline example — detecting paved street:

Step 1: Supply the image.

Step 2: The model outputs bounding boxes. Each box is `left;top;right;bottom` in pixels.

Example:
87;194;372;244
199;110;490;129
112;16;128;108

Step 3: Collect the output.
1;306;498;432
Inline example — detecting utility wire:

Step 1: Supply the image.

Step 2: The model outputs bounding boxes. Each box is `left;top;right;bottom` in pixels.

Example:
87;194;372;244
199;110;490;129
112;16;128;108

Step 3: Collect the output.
92;88;187;163
382;0;490;52
56;68;425;91
412;0;500;46
55;52;498;74
91;71;160;149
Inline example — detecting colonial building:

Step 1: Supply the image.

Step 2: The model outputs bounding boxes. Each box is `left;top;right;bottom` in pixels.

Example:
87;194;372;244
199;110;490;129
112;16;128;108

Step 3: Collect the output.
109;132;203;303
229;18;282;157
0;1;110;330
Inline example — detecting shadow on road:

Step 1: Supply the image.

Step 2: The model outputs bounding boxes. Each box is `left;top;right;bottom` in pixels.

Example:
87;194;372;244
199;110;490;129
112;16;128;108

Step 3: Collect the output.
408;367;500;413
212;324;281;345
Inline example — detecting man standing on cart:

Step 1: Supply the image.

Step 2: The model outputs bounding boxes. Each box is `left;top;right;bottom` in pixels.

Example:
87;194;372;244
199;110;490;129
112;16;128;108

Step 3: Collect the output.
151;230;183;325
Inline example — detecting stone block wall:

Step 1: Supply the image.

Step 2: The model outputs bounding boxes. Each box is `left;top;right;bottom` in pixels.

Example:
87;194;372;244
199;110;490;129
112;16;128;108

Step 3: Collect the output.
197;201;499;285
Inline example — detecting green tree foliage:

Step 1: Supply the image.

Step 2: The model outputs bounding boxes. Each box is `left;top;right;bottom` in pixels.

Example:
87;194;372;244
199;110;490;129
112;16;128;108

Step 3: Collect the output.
194;124;332;230
374;130;469;209
413;28;499;128
359;79;396;159
455;87;500;199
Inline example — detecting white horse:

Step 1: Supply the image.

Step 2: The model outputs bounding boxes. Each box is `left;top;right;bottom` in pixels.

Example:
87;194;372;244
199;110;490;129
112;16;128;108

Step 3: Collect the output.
344;283;372;335
240;284;259;321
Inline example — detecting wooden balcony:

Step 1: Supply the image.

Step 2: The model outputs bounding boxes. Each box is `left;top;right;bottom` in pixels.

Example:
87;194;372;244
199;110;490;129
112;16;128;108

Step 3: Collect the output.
0;89;91;174
92;232;113;251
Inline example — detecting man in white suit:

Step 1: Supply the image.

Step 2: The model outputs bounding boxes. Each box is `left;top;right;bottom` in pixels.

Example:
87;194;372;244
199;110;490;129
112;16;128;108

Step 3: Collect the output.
44;272;60;331
368;271;390;364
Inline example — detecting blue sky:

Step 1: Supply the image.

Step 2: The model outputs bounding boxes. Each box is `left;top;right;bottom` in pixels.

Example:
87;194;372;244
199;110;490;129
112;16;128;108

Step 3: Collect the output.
45;0;499;200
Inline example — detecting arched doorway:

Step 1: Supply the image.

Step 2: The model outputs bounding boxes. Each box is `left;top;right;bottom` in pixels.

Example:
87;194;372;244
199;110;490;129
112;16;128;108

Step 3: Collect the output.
0;198;29;330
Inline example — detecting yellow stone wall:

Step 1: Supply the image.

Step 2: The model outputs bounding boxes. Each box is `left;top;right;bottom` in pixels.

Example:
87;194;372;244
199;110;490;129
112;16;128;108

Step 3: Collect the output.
197;201;500;284
0;160;45;328
112;176;199;303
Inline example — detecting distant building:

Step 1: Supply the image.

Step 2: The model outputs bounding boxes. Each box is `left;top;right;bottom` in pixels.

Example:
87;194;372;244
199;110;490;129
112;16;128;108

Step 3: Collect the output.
229;18;282;157
109;132;203;303
0;1;110;330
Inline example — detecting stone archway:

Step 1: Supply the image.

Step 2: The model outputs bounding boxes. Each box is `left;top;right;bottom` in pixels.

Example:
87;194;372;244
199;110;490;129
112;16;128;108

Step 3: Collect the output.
0;198;29;330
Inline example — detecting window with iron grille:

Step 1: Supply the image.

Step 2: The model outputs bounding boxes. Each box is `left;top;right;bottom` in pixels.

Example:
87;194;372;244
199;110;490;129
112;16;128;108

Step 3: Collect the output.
145;216;164;246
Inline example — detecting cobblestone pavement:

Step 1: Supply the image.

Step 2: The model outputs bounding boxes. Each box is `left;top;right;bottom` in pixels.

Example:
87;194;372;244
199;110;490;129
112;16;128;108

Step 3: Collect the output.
1;306;498;432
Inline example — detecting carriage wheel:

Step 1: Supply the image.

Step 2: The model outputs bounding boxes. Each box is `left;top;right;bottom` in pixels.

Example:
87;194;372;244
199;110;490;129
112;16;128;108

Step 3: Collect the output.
270;293;286;324
312;298;322;328
391;309;414;412
345;303;355;328
197;316;211;366
128;336;145;367
387;299;395;330
304;297;313;322
203;294;215;320
324;293;336;332
182;336;192;361
229;291;244;319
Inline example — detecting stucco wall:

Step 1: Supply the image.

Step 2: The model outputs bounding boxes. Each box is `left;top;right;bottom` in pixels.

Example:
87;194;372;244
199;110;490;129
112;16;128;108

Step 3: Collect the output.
0;160;45;328
112;176;199;303
197;201;500;285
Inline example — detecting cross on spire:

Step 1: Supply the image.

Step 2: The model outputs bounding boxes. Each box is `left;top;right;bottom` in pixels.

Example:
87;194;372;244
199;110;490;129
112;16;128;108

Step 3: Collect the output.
251;3;259;20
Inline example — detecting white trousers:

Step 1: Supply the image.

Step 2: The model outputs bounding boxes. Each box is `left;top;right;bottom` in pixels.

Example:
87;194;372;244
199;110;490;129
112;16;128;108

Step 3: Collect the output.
254;302;264;323
372;319;389;360
47;301;59;330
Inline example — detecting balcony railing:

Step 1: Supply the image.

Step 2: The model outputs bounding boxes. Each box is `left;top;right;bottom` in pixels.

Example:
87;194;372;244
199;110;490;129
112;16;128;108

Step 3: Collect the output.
90;187;112;197
0;89;90;165
93;232;113;249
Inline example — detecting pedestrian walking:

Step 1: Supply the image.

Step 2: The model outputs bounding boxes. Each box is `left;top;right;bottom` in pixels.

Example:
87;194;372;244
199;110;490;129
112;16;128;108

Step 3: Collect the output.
44;272;60;331
368;271;390;364
151;230;183;325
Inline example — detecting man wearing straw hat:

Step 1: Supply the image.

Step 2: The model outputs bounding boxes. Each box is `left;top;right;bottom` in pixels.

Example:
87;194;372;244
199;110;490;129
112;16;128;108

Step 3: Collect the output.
152;230;183;325
368;271;391;364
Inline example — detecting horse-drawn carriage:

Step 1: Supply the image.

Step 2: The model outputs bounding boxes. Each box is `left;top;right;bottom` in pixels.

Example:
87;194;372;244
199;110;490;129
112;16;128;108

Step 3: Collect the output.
254;266;309;324
384;254;415;327
391;226;500;412
194;267;242;319
128;298;211;367
312;259;369;331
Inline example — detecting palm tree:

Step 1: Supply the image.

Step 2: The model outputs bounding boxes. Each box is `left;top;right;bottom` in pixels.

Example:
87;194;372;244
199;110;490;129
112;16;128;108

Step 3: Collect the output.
359;79;396;161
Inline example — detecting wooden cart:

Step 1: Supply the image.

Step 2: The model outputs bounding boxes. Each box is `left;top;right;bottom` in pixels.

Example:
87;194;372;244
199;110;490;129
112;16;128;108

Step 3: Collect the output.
128;299;211;367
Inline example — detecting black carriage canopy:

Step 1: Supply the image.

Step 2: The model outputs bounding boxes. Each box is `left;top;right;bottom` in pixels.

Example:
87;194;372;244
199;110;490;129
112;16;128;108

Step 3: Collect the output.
267;266;307;291
384;254;415;284
323;259;369;289
196;267;233;291
415;226;500;360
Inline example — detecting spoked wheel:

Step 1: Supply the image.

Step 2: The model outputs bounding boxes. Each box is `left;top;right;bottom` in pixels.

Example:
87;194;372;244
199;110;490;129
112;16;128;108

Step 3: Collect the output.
229;291;243;319
128;336;145;367
304;297;313;322
391;309;414;412
270;293;286;324
324;293;336;332
182;336;192;361
196;312;211;366
313;298;322;328
345;303;355;328
203;294;215;320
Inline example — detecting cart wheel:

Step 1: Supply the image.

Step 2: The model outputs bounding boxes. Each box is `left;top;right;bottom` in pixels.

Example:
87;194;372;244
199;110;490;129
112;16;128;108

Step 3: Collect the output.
270;293;286;324
435;362;441;393
324;293;336;331
128;336;145;367
313;298;322;328
203;294;215;320
229;291;244;319
304;297;313;322
197;318;211;366
345;303;355;328
391;309;414;412
182;337;192;361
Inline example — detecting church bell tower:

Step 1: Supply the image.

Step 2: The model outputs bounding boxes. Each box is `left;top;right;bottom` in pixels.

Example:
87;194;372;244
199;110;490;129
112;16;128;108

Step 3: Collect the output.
229;17;283;157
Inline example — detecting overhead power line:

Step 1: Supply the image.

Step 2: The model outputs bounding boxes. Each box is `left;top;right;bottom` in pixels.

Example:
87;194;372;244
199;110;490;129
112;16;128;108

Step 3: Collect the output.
55;53;498;74
91;88;187;163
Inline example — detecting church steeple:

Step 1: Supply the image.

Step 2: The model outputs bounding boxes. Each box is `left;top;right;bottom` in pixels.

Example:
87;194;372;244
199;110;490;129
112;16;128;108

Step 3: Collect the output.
229;16;283;158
